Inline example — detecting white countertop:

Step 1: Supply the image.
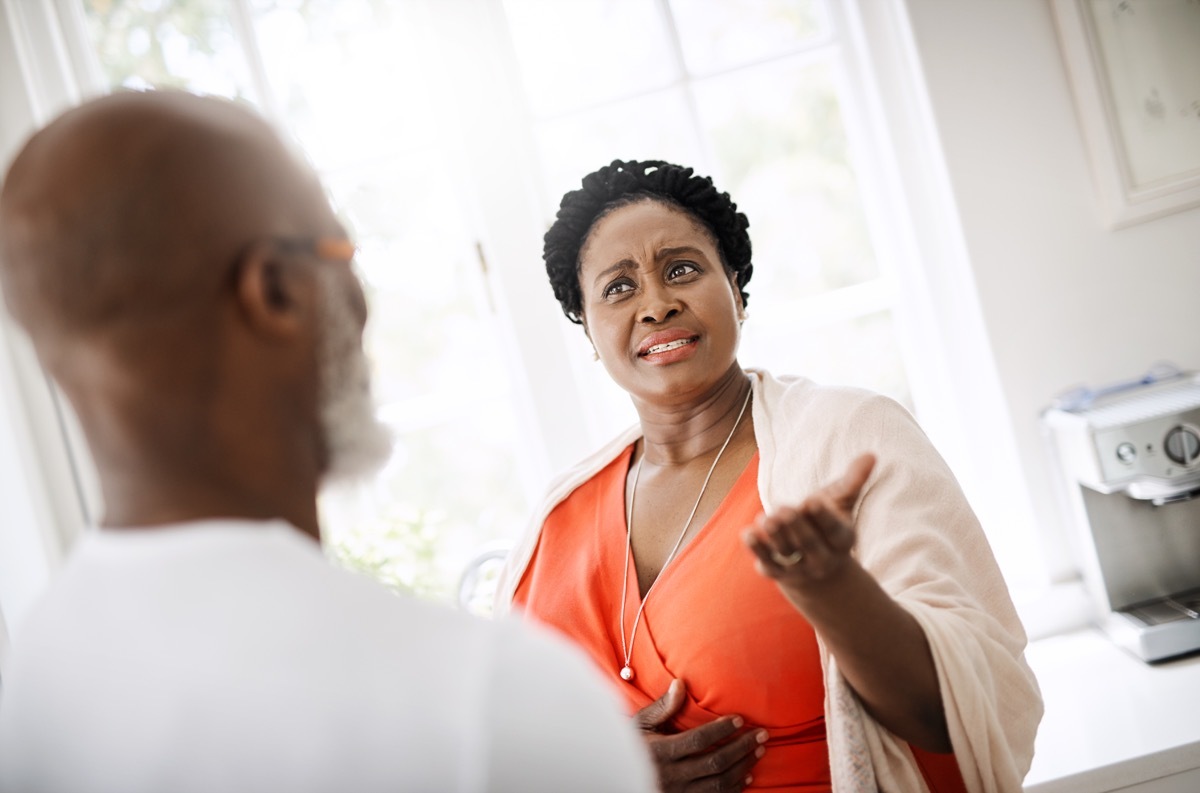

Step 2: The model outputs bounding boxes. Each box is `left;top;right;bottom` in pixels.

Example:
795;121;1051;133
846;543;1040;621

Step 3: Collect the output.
1023;627;1200;792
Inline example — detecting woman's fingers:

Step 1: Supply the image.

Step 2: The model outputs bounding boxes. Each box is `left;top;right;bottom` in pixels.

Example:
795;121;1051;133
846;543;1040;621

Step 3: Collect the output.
741;453;874;579
743;529;788;578
676;729;767;792
741;502;856;587
829;452;876;512
745;506;827;565
650;715;744;761
647;722;768;793
778;504;826;564
636;679;687;732
805;494;856;554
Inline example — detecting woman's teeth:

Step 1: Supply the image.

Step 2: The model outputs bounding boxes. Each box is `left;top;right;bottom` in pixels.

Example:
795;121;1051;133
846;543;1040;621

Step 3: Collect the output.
647;338;694;355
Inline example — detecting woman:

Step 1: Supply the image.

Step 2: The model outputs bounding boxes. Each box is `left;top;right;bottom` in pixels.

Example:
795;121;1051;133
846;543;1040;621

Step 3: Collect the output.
495;160;1041;792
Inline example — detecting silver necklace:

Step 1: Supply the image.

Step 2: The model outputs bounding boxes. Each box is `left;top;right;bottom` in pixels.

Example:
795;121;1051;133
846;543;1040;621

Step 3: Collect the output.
618;382;752;682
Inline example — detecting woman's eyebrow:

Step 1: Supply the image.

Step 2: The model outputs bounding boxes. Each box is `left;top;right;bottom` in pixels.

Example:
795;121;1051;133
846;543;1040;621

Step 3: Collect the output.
656;245;706;260
590;259;635;288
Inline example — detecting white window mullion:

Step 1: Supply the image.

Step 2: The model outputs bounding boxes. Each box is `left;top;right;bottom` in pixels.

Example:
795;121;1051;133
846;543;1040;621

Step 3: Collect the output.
415;0;602;493
0;0;108;637
49;0;106;98
227;0;281;122
834;0;1049;593
654;0;716;175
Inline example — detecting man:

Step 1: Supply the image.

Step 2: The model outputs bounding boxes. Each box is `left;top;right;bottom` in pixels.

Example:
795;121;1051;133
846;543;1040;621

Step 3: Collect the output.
0;91;654;792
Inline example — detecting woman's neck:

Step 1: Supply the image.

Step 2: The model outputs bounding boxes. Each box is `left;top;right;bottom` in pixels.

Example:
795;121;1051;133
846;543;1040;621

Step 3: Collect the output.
632;366;752;467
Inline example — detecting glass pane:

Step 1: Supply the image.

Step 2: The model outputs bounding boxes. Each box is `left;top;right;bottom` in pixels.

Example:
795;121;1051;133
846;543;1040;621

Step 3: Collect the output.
534;88;706;212
82;0;254;96
318;158;529;605
667;0;826;75
322;412;526;604
692;55;879;300
249;0;441;170
740;308;911;408
502;0;677;118
323;159;491;404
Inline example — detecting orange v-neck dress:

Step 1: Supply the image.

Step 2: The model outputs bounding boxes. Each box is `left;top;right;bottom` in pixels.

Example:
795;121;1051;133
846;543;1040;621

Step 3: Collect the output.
513;445;966;792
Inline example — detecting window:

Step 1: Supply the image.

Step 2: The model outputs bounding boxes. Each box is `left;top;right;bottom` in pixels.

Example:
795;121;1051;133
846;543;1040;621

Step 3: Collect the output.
500;0;913;429
80;0;532;604
62;0;1037;609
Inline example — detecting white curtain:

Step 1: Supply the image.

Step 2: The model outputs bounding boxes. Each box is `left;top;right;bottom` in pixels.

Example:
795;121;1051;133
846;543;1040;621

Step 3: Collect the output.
0;0;100;638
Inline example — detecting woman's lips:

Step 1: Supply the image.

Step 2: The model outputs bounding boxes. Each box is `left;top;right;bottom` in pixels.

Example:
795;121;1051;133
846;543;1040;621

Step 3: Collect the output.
645;337;694;355
637;329;699;356
639;335;700;364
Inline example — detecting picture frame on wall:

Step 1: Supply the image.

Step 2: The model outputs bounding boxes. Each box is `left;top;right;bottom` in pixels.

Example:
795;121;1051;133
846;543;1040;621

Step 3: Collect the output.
1051;0;1200;228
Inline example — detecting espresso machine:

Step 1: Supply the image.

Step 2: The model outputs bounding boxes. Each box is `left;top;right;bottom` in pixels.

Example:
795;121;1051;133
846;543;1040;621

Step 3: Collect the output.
1041;369;1200;662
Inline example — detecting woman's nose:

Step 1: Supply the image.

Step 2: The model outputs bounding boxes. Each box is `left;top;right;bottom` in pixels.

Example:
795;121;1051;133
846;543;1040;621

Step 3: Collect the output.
637;285;681;324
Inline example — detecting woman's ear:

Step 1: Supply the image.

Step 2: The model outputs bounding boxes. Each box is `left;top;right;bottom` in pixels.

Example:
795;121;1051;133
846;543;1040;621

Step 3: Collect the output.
580;317;600;361
729;272;746;322
234;243;312;341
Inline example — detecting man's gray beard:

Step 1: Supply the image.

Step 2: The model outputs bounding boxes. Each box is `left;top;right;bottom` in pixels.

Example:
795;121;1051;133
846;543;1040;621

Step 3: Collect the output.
315;269;393;487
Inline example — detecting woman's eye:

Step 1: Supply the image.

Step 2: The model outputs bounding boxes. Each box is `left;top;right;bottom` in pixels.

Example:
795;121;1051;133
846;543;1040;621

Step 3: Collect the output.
667;261;699;279
603;280;634;298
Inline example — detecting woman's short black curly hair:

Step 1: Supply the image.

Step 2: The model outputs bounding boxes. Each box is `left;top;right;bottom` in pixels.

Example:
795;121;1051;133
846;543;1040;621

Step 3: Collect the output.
543;159;752;325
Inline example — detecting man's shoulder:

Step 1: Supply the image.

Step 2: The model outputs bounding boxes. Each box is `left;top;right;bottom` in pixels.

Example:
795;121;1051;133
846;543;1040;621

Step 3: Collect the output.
2;523;655;793
479;619;657;792
484;614;604;677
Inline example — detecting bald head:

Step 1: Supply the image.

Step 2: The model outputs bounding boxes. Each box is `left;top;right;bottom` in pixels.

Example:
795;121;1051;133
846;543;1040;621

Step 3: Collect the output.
0;91;334;361
0;91;374;531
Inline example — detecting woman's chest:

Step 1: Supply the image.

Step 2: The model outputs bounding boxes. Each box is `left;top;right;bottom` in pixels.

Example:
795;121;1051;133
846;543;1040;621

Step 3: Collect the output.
519;450;826;727
637;525;826;727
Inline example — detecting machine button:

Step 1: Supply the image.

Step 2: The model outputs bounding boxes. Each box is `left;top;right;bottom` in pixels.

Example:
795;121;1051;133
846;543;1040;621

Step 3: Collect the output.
1116;442;1137;464
1164;426;1200;466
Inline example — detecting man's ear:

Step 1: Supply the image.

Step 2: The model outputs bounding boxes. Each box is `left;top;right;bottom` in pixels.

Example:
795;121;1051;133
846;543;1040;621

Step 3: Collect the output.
234;243;312;340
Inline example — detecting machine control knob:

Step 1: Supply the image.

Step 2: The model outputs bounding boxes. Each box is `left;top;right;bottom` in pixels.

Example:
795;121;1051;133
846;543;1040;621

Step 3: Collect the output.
1115;442;1137;464
1164;426;1200;466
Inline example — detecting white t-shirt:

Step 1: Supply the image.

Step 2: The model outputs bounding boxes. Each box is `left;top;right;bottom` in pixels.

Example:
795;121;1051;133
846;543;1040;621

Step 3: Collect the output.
0;520;655;793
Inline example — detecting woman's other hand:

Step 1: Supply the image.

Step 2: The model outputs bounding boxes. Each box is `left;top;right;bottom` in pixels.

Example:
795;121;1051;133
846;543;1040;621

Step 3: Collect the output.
635;679;767;793
742;453;876;592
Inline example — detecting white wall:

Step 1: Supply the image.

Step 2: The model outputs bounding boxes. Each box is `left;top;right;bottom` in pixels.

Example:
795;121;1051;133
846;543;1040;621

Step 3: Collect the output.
901;0;1200;577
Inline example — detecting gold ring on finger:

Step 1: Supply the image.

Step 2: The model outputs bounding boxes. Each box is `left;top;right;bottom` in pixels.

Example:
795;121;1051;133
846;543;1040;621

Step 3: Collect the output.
770;549;804;566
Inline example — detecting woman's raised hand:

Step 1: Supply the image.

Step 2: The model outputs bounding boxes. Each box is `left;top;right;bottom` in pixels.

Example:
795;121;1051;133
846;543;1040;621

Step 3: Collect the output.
742;453;876;591
741;452;954;751
634;679;767;793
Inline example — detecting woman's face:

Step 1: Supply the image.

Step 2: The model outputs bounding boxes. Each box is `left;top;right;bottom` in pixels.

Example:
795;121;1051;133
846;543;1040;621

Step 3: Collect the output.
577;199;743;405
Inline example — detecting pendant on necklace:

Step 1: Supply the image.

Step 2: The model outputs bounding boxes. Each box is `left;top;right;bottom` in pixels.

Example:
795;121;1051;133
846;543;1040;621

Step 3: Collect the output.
620;665;635;682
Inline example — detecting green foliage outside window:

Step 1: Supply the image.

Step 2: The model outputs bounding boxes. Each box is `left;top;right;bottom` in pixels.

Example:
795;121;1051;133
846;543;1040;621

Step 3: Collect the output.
323;508;446;601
